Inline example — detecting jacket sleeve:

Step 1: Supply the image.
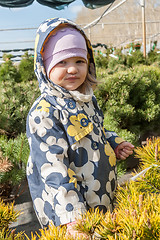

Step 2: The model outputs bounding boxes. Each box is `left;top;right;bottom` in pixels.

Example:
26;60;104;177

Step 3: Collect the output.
26;101;86;227
104;129;124;150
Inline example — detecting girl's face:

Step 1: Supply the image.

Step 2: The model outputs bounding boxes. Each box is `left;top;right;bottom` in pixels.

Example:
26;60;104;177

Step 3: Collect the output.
49;57;88;91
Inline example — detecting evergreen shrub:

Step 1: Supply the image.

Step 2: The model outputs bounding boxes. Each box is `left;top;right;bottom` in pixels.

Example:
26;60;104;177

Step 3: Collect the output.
0;133;29;199
0;200;20;231
18;52;36;82
126;50;146;67
95;65;160;145
0;79;40;135
0;229;25;240
0;200;25;240
0;56;21;83
94;53;108;68
147;51;160;65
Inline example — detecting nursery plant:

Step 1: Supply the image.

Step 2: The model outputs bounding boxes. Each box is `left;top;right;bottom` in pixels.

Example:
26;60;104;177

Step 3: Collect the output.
26;224;75;240
132;137;160;194
96;185;160;239
0;133;29;200
95;65;160;145
0;78;40;136
0;229;25;240
0;200;25;240
18;52;36;82
0;199;20;231
0;54;21;83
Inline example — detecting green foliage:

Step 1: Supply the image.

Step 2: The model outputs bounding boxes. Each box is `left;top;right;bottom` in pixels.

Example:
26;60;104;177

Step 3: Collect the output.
75;208;103;238
103;112;138;145
133;137;160;194
102;186;160;240
0;229;25;240
147;51;160;65
126;50;146;67
0;51;39;135
0;79;40;135
0;57;21;83
94;48;160;71
94;53;108;68
95;65;160;145
0;200;20;230
133;166;160;194
0;133;29;199
18;52;36;82
135;137;160;168
28;224;74;240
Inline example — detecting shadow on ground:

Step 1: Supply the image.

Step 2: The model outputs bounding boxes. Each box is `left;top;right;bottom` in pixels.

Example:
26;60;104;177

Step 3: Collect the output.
9;180;41;238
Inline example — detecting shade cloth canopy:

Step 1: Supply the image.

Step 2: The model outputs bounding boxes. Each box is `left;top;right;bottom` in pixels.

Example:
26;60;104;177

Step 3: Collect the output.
0;0;115;9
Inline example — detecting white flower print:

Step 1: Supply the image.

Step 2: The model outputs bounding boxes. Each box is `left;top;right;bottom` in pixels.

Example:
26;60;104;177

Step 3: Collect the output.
53;109;59;119
56;97;66;107
39;20;59;32
101;194;111;209
105;131;118;139
61;110;70;125
106;170;117;199
42;187;57;206
71;137;100;163
55;186;85;224
40;136;68;162
85;177;101;208
26;155;33;176
29;110;53;137
70;160;102;208
34;198;49;226
41;162;67;180
47;87;63;98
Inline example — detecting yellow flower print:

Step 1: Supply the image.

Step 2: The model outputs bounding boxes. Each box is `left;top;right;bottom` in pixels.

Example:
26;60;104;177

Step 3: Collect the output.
36;100;51;113
115;137;124;144
104;142;116;167
34;33;39;70
67;114;93;141
68;168;77;188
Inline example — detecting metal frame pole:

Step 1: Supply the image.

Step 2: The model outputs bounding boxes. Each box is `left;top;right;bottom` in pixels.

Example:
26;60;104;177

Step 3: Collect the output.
140;0;146;57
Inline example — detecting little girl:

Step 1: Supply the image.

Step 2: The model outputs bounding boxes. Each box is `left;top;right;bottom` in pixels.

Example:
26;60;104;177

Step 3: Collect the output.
26;17;134;237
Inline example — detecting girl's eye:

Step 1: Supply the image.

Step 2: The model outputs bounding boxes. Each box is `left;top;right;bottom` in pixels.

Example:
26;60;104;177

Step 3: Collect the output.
57;60;66;65
76;60;86;64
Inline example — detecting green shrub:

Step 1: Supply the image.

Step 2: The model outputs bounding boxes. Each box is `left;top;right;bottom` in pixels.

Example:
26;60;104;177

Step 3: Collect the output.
0;79;40;135
103;113;138;146
0;200;20;231
18;52;36;82
94;53;108;68
107;57;119;70
126;50;146;67
95;65;160;145
0;133;29;199
0;229;25;240
0;56;21;83
147;51;159;65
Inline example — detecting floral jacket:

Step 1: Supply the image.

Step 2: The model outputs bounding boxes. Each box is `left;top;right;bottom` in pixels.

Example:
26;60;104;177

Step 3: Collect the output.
26;18;124;228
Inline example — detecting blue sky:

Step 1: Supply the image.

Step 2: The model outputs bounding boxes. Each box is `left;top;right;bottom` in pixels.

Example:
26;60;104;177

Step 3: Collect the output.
0;0;83;51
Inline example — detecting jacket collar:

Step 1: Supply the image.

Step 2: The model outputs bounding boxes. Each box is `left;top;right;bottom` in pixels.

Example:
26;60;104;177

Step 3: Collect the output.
41;80;93;103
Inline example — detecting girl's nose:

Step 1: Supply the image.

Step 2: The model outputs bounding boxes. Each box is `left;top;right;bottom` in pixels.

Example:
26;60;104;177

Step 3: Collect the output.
67;65;78;74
